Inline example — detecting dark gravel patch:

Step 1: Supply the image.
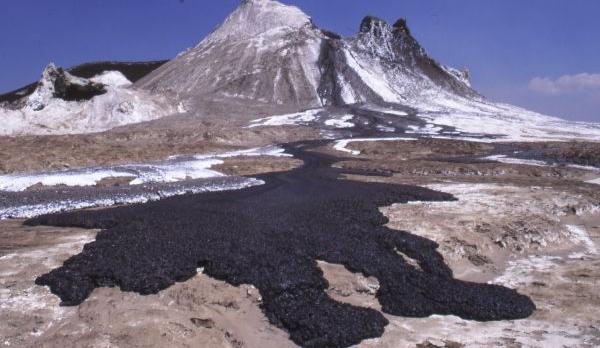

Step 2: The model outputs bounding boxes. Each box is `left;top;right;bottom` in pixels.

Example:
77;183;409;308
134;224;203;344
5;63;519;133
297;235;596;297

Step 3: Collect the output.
0;176;260;219
28;140;535;348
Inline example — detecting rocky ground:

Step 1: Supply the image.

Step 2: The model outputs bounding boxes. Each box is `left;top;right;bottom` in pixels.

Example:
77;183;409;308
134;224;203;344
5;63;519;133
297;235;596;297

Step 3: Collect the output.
1;138;600;347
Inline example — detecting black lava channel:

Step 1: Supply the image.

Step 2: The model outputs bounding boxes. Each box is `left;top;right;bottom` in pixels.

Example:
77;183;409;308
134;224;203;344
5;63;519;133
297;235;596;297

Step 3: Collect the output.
27;140;536;348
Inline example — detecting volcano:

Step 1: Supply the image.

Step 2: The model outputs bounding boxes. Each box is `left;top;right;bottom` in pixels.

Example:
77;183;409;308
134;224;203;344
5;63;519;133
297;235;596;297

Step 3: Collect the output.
135;0;600;141
136;0;476;109
2;0;600;140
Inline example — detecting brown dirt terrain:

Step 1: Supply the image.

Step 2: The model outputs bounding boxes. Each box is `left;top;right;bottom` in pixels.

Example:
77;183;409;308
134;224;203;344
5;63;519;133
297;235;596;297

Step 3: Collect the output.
214;156;303;176
521;141;600;166
339;138;495;160
0;124;316;174
326;138;600;184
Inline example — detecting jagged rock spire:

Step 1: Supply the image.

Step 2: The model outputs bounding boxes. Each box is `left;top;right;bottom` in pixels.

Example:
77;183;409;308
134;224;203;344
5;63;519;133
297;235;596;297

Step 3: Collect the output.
359;16;388;36
392;18;410;35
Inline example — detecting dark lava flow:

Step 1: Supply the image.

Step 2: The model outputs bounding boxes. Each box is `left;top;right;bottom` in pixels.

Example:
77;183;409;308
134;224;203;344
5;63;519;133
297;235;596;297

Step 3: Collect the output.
27;140;535;348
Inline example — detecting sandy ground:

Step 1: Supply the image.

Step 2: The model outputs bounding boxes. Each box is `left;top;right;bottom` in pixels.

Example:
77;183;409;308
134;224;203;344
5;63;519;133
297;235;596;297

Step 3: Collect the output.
0;124;316;174
214;156;303;176
367;182;600;347
1;138;600;347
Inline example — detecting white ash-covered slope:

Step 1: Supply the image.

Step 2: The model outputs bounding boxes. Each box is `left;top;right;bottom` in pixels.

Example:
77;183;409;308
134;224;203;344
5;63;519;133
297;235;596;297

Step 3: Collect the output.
318;15;600;141
0;63;176;136
137;0;600;141
136;0;325;109
24;63;107;112
136;0;477;111
318;16;477;106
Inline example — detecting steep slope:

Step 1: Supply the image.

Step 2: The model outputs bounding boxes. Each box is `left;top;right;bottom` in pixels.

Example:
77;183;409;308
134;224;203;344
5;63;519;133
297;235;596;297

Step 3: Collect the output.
137;2;479;114
321;16;600;141
318;16;476;106
136;0;325;109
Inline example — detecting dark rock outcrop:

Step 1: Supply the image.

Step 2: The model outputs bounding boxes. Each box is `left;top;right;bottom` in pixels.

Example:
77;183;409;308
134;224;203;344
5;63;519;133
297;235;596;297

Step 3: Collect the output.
49;65;107;103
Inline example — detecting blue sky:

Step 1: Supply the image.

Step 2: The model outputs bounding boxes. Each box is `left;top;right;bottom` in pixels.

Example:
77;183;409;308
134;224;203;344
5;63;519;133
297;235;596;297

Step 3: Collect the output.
1;0;599;121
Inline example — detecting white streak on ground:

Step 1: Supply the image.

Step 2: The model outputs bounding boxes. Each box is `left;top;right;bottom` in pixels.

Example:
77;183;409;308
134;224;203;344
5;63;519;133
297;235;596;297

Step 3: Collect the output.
0;169;138;192
424;135;499;143
333;137;416;155
418;107;600;142
568;164;600;171
376;125;395;133
324;115;354;128
361;105;408;117
483;155;548;167
565;225;598;255
586;177;600;185
247;109;322;128
405;124;443;135
492;255;562;289
0;178;265;220
0;145;289;192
